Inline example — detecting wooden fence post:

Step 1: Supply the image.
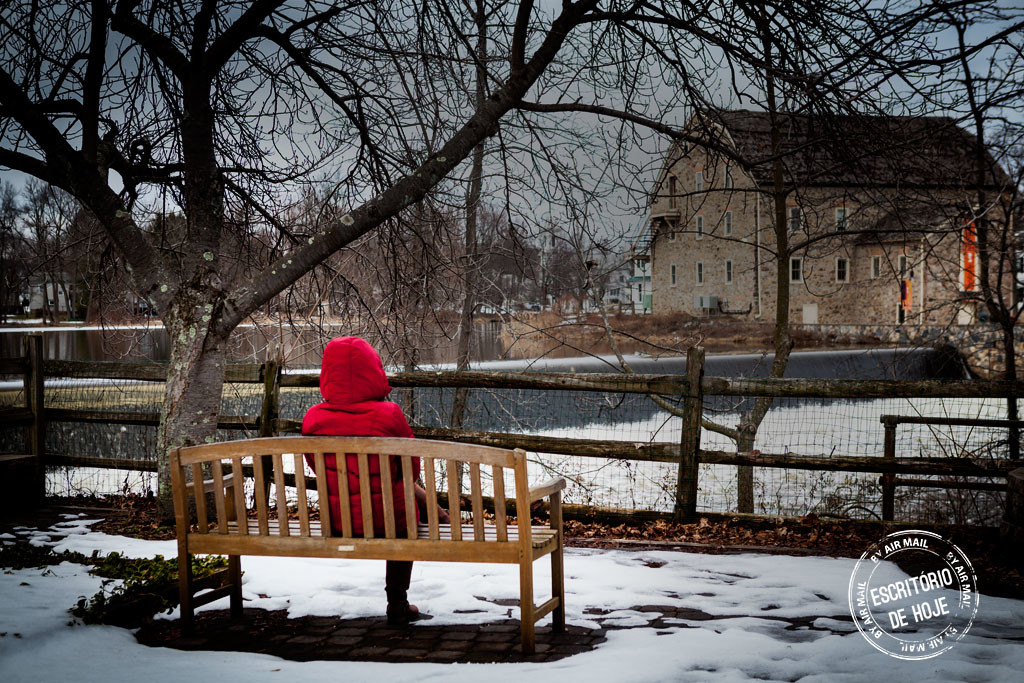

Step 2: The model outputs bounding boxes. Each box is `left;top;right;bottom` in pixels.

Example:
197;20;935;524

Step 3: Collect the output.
881;416;897;521
736;427;755;514
24;334;45;502
259;359;281;501
675;346;705;522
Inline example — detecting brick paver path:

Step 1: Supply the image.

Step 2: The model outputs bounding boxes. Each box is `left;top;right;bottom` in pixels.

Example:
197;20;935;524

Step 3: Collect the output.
136;608;607;663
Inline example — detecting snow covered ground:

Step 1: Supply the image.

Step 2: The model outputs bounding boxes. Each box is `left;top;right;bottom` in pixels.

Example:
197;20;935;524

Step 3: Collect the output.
2;516;1023;682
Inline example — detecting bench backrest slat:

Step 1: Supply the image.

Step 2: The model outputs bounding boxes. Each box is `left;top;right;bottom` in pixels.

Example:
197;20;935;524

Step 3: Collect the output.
447;462;462;540
401;455;417;538
232;458;248;535
356;453;373;538
335;453;353;536
313;453;331;537
492;464;508;542
424;457;440;540
293;454;310;536
253;456;270;535
211;460;228;533
191;463;208;531
470;462;484;542
378;453;396;539
272;454;288;536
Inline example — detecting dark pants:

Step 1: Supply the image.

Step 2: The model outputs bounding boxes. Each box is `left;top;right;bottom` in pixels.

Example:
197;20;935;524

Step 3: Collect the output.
385;560;413;609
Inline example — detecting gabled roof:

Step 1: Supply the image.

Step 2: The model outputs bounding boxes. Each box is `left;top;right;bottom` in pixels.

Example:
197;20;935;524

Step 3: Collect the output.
695;109;1009;190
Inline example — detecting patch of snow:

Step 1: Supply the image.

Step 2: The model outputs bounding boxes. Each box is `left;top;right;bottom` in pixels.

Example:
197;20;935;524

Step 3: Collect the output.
1;519;1022;682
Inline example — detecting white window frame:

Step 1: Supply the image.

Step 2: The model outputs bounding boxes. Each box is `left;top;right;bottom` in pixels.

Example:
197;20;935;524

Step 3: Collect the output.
788;206;802;232
871;255;881;279
695;170;703;193
670;263;677;287
724;211;732;236
696;261;704;286
790;257;803;283
725;259;734;284
836;257;849;283
899;254;913;279
695;215;703;240
835;207;847;232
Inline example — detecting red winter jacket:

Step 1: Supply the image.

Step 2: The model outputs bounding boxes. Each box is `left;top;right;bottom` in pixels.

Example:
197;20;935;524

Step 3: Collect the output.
302;337;420;536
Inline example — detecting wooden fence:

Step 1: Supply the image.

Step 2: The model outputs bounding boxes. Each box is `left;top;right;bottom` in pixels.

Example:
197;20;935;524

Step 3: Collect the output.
2;335;1022;523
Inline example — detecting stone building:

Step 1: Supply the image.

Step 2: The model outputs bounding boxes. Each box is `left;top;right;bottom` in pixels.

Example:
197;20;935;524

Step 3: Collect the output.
641;110;1016;326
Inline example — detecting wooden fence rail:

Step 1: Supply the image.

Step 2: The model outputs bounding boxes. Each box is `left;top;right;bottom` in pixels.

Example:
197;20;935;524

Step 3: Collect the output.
2;336;1021;523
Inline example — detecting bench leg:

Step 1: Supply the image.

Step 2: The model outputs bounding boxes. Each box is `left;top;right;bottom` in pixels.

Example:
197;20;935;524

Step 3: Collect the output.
178;550;194;634
551;491;565;632
551;543;565;632
228;555;243;618
520;558;535;654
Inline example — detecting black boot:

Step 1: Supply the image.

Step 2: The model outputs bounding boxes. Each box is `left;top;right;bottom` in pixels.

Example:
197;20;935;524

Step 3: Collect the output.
385;560;423;624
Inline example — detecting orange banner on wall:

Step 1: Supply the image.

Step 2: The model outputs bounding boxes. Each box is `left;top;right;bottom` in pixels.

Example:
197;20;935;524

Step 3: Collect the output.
902;280;912;310
963;222;977;291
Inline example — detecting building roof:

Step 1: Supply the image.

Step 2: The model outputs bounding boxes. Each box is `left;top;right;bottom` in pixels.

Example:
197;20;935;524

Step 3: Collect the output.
697;109;1009;190
855;205;958;245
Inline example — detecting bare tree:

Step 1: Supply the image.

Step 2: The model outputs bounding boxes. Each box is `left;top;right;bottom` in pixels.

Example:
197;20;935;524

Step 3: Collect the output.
3;0;1006;516
0;182;26;321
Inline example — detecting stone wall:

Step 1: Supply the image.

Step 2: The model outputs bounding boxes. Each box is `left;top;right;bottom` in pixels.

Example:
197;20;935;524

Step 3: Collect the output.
792;323;1024;379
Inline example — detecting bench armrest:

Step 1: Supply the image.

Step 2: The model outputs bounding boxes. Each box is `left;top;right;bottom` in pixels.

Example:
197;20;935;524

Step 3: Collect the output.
529;477;567;502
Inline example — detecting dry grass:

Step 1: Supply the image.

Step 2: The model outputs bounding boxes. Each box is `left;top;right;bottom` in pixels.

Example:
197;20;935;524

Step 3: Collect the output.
498;312;880;359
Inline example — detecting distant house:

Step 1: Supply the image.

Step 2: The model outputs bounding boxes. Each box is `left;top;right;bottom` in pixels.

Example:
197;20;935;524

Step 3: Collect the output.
598;261;634;309
22;273;75;317
640;110;1017;326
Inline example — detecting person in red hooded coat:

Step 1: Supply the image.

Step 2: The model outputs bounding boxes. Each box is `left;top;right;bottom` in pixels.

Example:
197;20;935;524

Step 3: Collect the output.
302;336;444;623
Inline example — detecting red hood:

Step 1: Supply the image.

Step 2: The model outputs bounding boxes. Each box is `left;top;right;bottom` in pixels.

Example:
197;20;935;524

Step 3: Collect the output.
318;337;392;406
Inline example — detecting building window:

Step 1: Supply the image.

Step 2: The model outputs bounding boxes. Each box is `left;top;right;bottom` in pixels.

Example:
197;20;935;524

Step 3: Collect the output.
724;211;732;236
695;215;703;239
899;254;913;279
695;171;703;193
835;207;847;232
670;263;677;286
668;176;677;209
668;224;676;241
836;257;849;282
725;260;733;284
725;167;734;188
696;261;704;286
790;257;803;283
788;206;802;232
871;255;881;279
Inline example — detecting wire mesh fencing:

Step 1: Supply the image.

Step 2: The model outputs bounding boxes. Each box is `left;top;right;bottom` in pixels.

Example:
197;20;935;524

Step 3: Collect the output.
1;357;1020;526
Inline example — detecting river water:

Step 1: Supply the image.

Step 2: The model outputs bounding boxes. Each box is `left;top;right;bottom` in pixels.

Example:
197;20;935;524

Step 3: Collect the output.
0;322;965;380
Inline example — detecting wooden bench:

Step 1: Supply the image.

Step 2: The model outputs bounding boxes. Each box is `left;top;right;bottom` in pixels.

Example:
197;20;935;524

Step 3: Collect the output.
170;436;566;653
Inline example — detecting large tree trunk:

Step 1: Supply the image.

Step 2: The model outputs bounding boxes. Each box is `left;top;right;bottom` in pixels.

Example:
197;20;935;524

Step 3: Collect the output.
735;17;794;513
156;296;228;515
